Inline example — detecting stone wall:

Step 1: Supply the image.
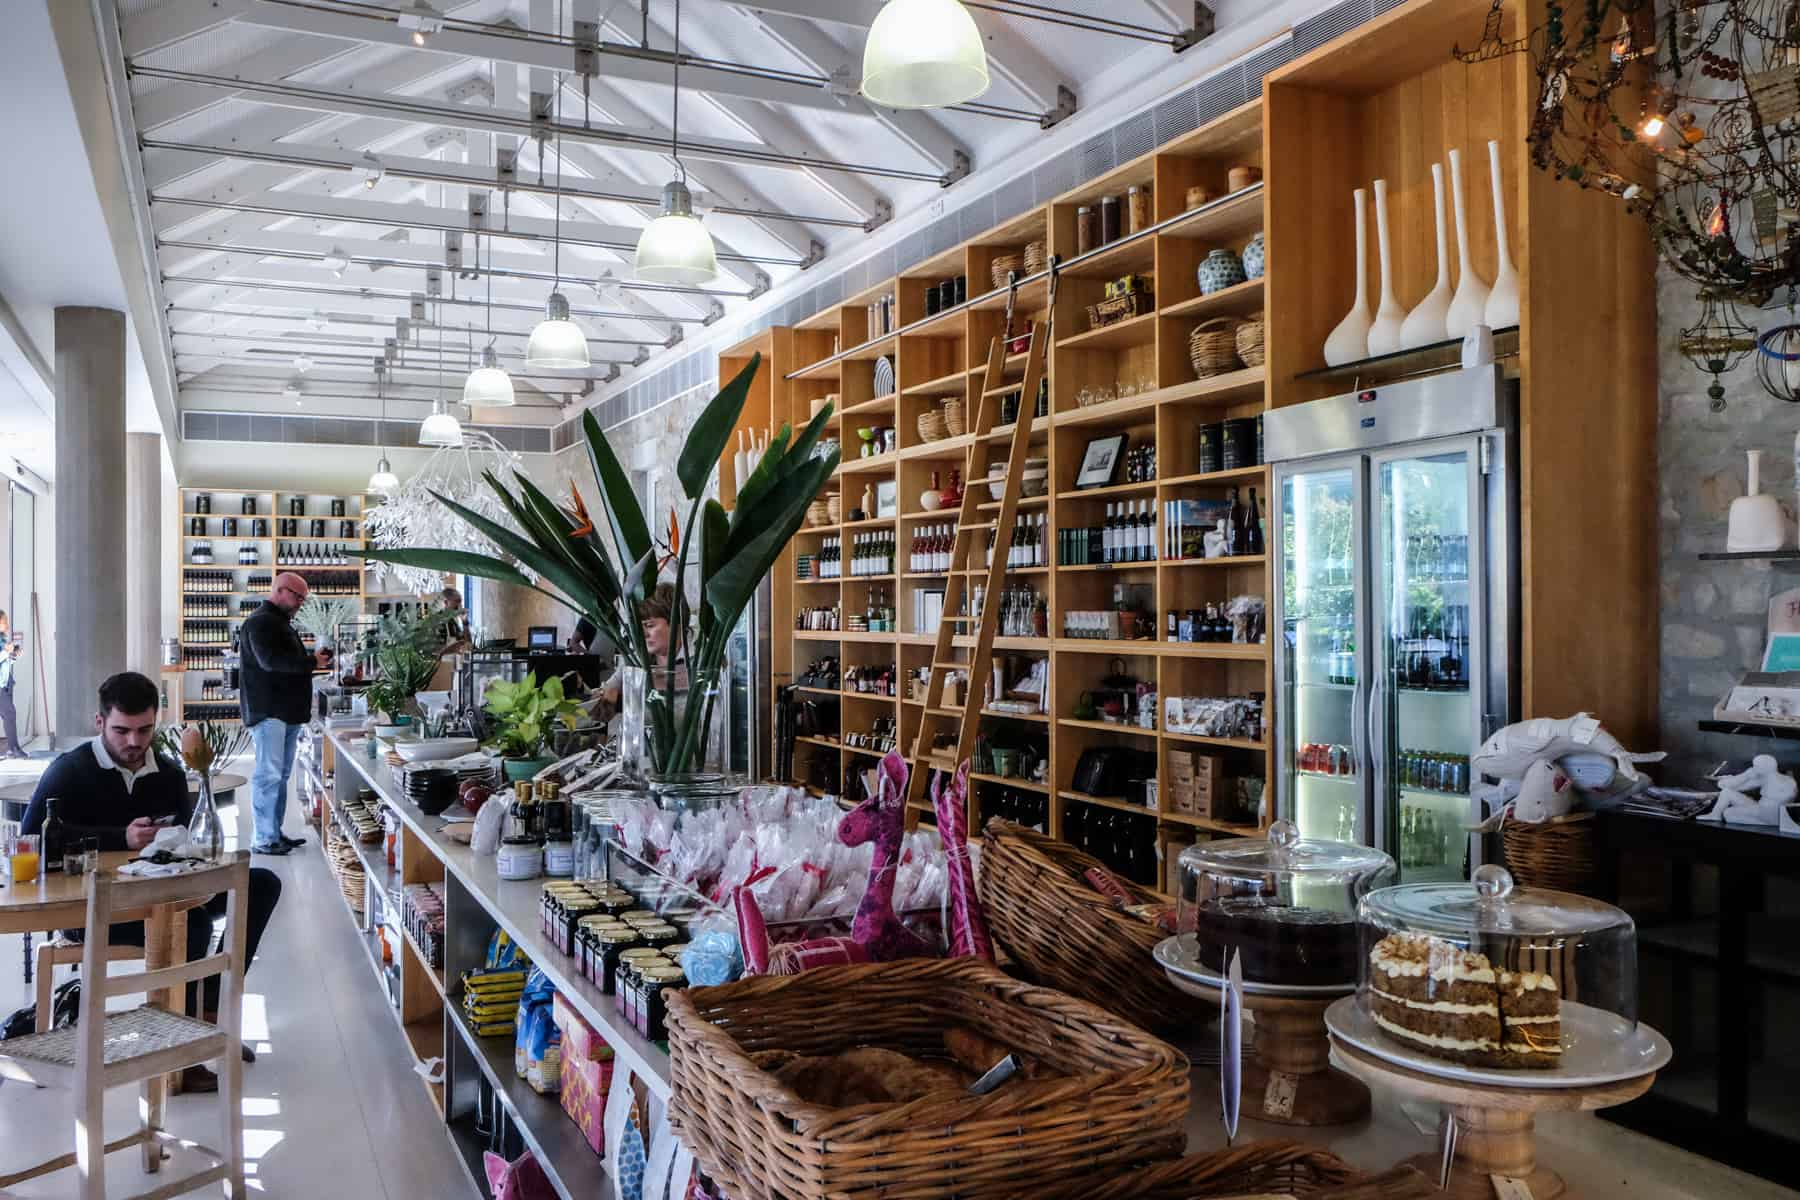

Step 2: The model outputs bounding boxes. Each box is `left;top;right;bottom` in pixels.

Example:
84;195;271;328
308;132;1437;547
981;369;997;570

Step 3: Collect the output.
1657;263;1800;779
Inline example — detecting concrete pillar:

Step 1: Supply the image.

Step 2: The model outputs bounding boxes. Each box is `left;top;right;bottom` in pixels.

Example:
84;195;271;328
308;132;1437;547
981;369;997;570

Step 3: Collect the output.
53;306;127;747
126;433;162;683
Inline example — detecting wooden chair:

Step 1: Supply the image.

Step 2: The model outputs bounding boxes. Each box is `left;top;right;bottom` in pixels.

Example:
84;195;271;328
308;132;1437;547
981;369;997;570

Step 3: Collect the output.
0;854;249;1199
36;940;146;1033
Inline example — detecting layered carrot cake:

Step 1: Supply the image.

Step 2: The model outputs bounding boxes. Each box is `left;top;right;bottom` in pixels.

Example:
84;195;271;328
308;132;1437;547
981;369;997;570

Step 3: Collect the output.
1367;932;1561;1069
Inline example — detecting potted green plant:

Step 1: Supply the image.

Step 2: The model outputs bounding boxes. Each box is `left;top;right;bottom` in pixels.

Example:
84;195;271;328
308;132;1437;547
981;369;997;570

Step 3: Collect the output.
483;672;582;781
362;355;838;777
364;605;455;723
293;594;357;668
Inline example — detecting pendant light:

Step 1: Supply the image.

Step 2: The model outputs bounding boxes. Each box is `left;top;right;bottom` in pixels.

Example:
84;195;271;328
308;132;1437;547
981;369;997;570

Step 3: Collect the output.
634;0;719;285
526;72;591;370
463;237;516;406
368;364;399;494
861;0;989;110
420;302;465;445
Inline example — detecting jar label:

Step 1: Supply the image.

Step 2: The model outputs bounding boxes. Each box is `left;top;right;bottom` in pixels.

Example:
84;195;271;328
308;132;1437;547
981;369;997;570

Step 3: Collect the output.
1490;1177;1534;1200
1262;1070;1298;1118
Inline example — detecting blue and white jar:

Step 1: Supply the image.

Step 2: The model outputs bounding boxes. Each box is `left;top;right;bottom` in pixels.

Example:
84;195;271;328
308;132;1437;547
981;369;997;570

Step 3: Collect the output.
1241;231;1266;280
1198;248;1247;295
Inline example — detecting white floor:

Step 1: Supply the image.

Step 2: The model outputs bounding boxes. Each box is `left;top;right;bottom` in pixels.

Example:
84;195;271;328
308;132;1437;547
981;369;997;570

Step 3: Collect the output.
2;748;1793;1199
0;752;471;1198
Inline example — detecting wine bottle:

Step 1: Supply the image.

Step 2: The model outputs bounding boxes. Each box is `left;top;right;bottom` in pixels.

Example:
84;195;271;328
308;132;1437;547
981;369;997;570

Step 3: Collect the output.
1246;487;1265;555
41;798;66;873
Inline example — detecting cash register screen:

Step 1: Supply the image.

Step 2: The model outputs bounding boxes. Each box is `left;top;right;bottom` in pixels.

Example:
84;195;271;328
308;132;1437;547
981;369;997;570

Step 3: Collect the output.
527;626;557;649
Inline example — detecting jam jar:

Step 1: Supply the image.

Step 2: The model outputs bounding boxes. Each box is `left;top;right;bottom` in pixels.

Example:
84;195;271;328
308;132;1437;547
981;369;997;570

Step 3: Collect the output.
641;965;688;1041
596;928;644;993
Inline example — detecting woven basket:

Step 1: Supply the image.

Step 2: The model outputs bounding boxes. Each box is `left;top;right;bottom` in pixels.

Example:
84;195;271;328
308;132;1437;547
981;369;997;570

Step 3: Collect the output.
943;398;966;438
976;820;1194;1033
990;255;1023;292
666;958;1189;1200
1235;311;1266;368
825;494;841;524
1059;1144;1431;1200
1085;292;1153;331
1188;317;1244;378
1501;811;1597;893
917;410;949;443
325;821;365;914
1023;240;1047;274
805;499;830;528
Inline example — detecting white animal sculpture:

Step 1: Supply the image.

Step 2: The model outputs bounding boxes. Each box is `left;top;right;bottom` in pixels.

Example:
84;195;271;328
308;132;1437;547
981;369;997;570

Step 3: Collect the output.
1701;754;1794;825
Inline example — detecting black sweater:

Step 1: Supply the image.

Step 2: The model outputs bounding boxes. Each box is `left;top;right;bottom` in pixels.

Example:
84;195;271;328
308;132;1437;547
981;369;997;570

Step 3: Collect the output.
239;601;315;726
22;743;193;851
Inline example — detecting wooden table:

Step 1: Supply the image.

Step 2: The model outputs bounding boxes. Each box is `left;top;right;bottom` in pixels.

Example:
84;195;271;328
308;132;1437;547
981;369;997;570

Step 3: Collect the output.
0;772;249;819
0;850;206;1165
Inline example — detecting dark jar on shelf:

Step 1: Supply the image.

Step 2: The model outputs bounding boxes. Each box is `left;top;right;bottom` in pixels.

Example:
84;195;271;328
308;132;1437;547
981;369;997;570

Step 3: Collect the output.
288;497;305;516
195;494;212;514
1075;205;1098;254
241;496;256;515
1099;194;1122;243
330;498;346;517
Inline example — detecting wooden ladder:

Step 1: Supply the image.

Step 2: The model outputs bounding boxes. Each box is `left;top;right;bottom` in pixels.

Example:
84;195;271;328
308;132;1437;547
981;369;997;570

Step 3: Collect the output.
904;266;1058;818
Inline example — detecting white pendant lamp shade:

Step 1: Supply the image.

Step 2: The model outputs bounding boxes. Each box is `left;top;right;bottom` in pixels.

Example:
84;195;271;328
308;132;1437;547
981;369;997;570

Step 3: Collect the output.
419;404;464;447
463;344;516;407
634;181;719;285
368;457;399;494
861;0;989;110
526;291;590;369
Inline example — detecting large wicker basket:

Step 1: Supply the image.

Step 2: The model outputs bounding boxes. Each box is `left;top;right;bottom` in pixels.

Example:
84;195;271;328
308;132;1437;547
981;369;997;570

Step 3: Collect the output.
666;958;1189;1200
1188;317;1244;378
1054;1144;1432;1200
1235;311;1266;368
1501;811;1597;893
977;820;1197;1033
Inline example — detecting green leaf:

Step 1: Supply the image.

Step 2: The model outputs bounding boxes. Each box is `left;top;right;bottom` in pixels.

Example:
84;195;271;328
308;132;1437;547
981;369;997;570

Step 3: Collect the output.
677;353;760;502
425;488;597;619
729;423;792;523
357;547;532;587
583;410;651;567
718;444;839;567
706;454;833;622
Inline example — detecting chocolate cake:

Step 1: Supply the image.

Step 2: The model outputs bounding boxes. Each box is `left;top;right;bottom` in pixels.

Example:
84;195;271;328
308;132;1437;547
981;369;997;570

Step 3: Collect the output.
1367;933;1562;1069
1192;898;1358;986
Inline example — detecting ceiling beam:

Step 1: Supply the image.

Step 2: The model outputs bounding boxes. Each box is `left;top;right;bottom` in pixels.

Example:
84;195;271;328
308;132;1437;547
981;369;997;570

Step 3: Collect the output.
157;277;718;327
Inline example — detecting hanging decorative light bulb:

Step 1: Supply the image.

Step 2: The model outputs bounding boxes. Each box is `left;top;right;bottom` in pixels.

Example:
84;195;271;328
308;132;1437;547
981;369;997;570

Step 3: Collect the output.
635;0;719;284
526;73;591;370
421;300;466;444
368;364;399;493
464;236;517;405
861;0;990;110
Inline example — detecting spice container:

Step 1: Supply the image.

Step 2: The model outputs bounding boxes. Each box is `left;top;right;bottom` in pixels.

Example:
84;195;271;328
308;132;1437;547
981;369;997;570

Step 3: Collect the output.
1075;205;1098;254
1099;194;1122;243
1126;185;1153;235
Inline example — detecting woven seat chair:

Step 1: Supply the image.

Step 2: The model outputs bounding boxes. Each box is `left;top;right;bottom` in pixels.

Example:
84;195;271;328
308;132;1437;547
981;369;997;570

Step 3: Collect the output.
0;854;250;1199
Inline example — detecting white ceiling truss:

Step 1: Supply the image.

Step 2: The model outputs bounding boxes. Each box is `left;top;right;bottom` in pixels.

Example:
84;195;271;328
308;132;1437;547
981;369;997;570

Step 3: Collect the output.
102;0;1215;435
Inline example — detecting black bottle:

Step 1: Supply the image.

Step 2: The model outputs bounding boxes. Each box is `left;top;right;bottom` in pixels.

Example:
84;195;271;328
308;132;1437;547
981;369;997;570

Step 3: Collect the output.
41;798;66;873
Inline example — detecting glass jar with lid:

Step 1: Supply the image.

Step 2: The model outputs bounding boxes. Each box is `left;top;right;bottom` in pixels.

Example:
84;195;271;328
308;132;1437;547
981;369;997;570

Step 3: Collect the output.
1175;819;1394;989
1075;206;1098;254
1354;864;1648;1074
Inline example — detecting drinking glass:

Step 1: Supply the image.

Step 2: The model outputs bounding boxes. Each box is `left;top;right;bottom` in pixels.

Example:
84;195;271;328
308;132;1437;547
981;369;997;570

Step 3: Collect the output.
10;834;40;884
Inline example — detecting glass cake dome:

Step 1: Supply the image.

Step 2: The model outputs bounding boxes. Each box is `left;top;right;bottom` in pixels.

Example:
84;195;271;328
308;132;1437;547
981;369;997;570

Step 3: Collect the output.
1177;820;1396;988
1355;864;1639;1073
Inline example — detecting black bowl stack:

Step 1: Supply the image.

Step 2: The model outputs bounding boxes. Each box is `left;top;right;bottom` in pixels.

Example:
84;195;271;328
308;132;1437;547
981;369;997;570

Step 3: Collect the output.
404;767;461;815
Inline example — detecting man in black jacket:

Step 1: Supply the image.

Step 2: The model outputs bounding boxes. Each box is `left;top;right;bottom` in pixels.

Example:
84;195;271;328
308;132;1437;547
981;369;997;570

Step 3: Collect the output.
23;672;282;1093
240;571;315;855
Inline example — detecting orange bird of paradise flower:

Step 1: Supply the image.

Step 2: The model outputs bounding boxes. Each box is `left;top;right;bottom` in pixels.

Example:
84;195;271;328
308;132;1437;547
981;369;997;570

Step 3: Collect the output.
565;484;595;538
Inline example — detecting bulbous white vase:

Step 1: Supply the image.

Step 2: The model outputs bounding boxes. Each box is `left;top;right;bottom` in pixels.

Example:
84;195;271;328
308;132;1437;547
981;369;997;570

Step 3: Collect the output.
1399;162;1452;349
1484;139;1521;330
1444;147;1491;338
1323;187;1372;366
1367;179;1406;357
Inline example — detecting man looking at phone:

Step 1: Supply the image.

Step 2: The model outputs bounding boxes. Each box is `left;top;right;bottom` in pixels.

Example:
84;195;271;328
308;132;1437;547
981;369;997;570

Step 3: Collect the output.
22;672;283;1092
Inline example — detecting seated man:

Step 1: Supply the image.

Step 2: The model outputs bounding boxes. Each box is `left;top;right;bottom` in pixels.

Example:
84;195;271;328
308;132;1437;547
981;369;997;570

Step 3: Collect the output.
22;671;282;1093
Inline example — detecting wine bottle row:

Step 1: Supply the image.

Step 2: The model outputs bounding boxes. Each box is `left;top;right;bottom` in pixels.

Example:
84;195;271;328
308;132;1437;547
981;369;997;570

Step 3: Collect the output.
182;620;237;646
277;542;357;567
1060;502;1158;565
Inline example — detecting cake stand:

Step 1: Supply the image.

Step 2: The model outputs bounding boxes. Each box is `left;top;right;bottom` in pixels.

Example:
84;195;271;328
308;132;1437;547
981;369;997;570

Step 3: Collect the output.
1156;940;1366;1126
1326;998;1662;1199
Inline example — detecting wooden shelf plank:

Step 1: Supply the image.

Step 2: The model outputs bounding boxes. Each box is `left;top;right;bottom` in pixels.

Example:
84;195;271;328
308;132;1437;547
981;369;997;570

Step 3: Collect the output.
1059;718;1157;738
1058;310;1159;352
1159;278;1265;321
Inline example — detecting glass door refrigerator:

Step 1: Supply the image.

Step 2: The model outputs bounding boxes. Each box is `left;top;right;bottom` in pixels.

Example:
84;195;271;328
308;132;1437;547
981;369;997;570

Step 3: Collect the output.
1267;366;1518;881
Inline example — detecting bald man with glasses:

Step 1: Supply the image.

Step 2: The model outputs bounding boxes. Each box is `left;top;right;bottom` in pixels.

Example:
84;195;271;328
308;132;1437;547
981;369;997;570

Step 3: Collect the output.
240;571;315;855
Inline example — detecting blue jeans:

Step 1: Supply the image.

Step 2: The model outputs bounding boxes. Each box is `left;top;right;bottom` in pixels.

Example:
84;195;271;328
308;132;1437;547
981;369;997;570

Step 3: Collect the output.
249;718;302;848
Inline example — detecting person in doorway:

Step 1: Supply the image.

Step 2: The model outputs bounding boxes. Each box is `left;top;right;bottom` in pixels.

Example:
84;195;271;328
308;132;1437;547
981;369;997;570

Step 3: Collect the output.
22;672;283;1093
240;571;315;855
0;638;24;758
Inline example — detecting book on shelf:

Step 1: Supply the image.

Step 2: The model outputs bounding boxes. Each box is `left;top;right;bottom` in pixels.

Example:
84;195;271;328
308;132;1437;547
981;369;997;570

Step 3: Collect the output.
1164;499;1229;561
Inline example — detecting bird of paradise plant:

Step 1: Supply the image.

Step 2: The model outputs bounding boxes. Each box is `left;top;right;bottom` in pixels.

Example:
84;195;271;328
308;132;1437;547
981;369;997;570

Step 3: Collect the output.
360;354;837;774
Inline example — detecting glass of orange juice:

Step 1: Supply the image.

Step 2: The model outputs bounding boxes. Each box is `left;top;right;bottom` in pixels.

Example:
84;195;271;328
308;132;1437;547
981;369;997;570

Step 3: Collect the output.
9;834;39;884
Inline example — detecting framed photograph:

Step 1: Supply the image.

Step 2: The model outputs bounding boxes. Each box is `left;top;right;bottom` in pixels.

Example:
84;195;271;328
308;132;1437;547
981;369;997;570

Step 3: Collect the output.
875;479;898;518
1075;434;1128;488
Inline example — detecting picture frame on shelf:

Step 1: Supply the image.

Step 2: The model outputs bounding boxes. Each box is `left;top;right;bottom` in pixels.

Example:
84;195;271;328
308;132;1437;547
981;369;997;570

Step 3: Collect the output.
876;480;898;518
1075;434;1128;489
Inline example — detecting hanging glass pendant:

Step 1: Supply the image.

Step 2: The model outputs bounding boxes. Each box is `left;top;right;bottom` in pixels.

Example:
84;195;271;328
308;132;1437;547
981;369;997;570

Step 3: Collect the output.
463;344;516;407
634;181;719;285
368;455;399;494
1679;291;1757;411
419;398;465;446
526;292;590;369
861;0;990;110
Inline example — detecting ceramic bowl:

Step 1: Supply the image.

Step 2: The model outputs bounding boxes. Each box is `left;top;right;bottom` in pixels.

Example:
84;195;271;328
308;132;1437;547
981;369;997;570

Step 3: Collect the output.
987;478;1007;500
394;737;480;763
372;723;412;741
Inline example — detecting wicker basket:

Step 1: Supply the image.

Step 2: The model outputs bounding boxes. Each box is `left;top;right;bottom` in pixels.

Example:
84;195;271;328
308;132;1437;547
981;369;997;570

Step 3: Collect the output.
943;398;966;438
666;958;1189;1200
917;410;949;443
1235;311;1266;368
1501;811;1597;893
1058;1144;1431;1200
990;254;1023;292
805;499;831;528
1188;317;1245;378
825;494;841;524
1085;291;1153;331
325;821;365;915
976;820;1194;1033
1023;239;1047;274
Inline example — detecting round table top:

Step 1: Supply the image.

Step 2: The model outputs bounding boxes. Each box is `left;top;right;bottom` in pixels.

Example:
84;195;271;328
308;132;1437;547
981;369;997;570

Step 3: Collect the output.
0;851;208;921
0;771;248;806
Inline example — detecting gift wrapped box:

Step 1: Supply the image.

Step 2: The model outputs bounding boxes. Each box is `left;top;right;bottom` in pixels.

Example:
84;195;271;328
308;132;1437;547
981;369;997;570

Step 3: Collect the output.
560;1052;614;1157
552;992;613;1066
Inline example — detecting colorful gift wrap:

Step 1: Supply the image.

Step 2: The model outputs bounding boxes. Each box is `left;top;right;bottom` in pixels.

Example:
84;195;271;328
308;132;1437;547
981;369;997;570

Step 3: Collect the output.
559;1051;614;1156
552;992;613;1066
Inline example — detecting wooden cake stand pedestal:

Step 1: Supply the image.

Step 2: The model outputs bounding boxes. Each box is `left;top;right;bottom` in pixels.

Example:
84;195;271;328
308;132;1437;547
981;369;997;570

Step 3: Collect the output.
1168;978;1368;1126
1331;1038;1655;1200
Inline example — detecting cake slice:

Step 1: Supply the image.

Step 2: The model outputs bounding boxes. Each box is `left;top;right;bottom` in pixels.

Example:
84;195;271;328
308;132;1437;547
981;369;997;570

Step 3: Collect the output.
1497;969;1562;1068
1367;933;1504;1066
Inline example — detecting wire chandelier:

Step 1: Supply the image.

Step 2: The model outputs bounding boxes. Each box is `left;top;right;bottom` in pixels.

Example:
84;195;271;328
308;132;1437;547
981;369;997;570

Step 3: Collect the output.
363;430;530;595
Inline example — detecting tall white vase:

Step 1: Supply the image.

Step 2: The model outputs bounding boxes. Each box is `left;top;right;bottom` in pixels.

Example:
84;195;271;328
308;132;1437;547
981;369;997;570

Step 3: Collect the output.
1399;163;1453;349
1444;148;1491;338
1484;139;1521;329
1367;179;1406;357
1323;188;1372;366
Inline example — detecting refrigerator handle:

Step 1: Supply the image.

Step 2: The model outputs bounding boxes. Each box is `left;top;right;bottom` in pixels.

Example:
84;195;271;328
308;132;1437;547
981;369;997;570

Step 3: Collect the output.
1368;670;1388;847
1350;675;1367;783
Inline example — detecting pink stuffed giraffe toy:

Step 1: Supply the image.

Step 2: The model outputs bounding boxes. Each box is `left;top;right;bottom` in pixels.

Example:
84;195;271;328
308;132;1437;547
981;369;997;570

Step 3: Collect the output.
840;750;934;961
931;759;993;962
